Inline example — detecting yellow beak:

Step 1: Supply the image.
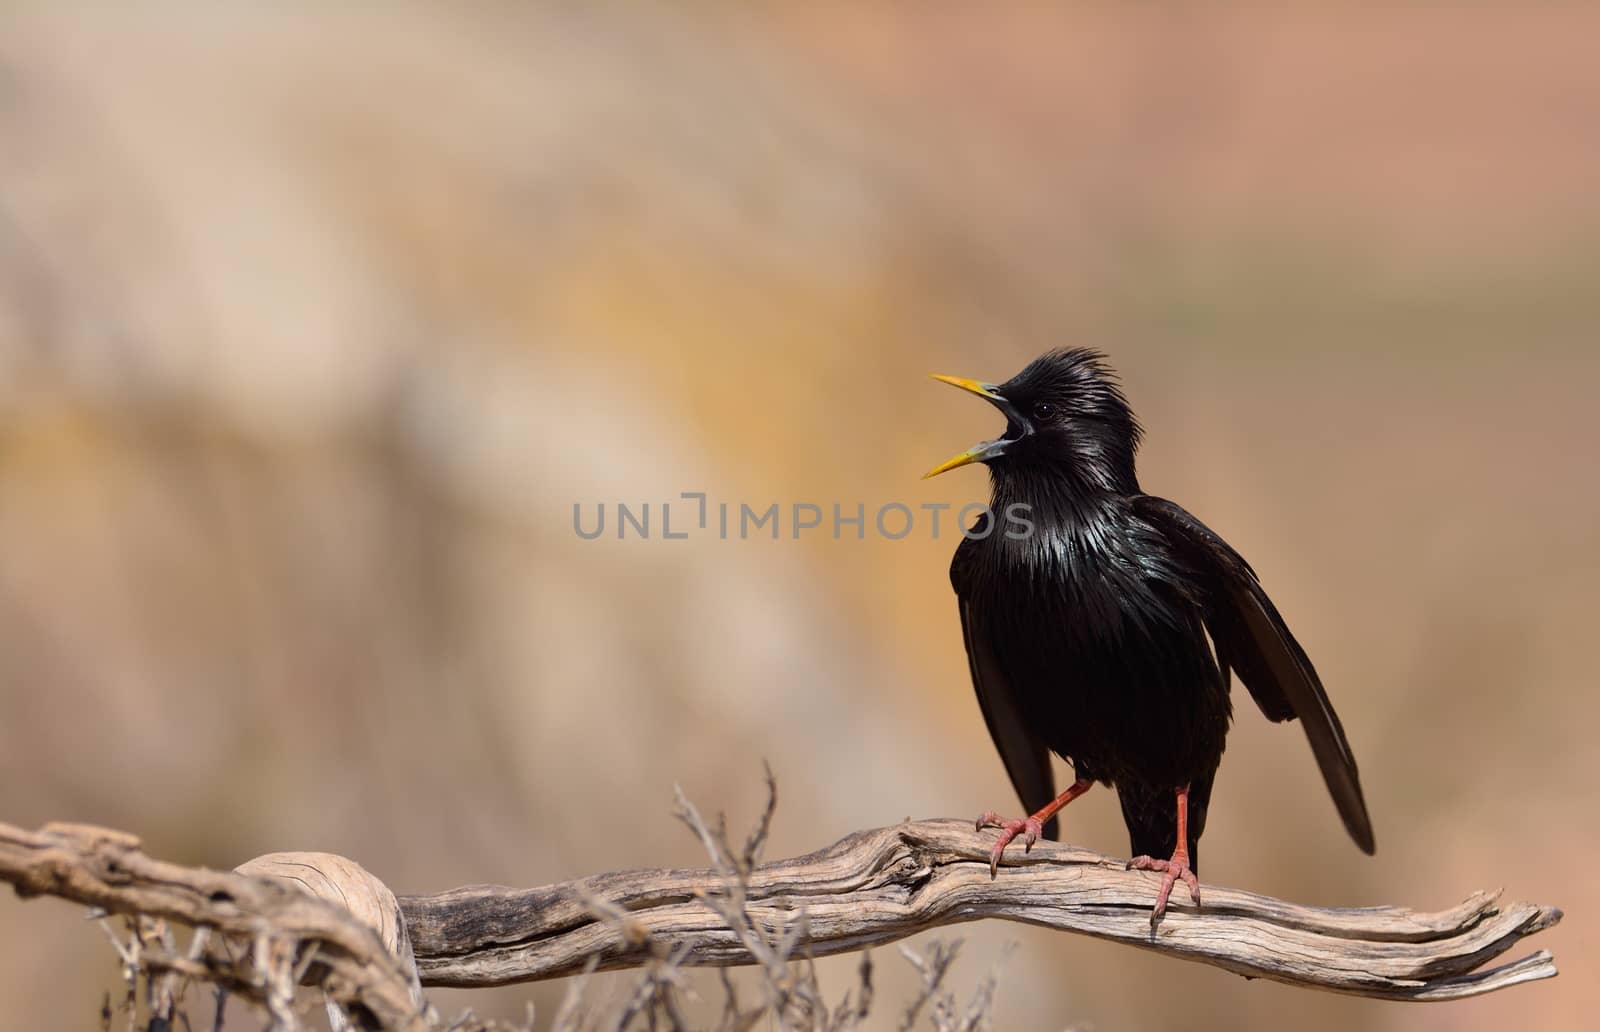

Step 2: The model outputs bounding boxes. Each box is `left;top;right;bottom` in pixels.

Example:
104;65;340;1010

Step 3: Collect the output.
922;448;983;479
928;374;994;398
923;374;1017;478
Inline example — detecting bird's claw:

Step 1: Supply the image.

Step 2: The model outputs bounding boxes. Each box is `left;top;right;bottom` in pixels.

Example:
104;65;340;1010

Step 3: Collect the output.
975;812;1043;878
1126;853;1201;929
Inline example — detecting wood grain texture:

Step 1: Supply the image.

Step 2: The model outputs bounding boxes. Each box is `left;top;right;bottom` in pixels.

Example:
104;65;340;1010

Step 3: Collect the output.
400;819;1561;1001
237;851;424;1005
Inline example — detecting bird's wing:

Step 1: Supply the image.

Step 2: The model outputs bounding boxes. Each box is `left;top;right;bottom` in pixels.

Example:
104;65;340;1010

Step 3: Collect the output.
1133;494;1376;854
952;545;1060;839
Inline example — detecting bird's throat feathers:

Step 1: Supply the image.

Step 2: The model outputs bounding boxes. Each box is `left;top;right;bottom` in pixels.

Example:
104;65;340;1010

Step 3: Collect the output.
982;456;1157;588
988;450;1140;526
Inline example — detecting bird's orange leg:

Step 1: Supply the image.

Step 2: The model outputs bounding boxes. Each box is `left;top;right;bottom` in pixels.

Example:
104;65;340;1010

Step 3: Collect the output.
976;778;1093;878
1126;784;1201;928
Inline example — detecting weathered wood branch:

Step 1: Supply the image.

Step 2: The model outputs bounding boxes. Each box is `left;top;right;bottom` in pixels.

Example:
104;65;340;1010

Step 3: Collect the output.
2;814;1563;1025
399;818;1561;1001
1;821;429;1030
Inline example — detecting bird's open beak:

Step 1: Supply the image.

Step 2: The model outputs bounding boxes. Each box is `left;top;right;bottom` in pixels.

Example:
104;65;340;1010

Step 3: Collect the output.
923;375;1024;479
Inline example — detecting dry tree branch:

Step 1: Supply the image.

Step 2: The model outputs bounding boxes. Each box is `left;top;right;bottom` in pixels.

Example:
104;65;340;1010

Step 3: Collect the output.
1;796;1565;1031
0;822;429;1030
398;818;1561;1002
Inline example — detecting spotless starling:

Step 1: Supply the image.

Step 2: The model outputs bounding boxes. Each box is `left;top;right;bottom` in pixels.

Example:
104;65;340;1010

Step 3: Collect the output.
925;349;1374;926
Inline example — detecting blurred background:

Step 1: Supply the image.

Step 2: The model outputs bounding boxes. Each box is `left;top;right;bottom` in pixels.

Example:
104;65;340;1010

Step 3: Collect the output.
2;4;1595;1029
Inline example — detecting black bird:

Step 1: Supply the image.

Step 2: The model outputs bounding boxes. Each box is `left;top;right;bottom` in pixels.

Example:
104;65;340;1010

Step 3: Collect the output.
924;349;1374;925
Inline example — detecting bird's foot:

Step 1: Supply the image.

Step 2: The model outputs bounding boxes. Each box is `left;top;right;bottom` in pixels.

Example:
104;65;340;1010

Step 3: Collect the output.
1126;850;1200;929
975;811;1044;878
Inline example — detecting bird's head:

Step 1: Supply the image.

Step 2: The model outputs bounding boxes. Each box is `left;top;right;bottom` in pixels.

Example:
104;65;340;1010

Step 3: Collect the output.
923;348;1142;492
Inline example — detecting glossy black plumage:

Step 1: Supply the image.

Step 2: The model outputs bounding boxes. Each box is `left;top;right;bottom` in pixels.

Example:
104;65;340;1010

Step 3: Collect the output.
936;349;1375;884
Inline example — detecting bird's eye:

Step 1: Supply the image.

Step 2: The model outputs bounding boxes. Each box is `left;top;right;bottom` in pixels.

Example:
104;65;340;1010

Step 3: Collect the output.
1032;401;1056;420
